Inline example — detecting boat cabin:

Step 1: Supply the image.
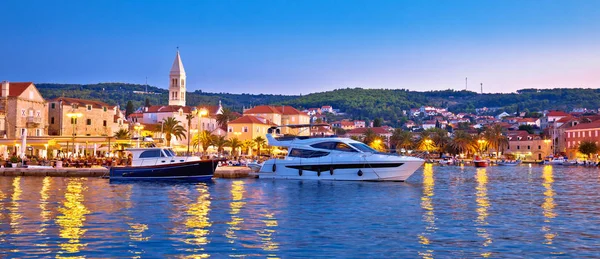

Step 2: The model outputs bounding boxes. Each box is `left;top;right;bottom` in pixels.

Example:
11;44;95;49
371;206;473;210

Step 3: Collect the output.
126;147;196;166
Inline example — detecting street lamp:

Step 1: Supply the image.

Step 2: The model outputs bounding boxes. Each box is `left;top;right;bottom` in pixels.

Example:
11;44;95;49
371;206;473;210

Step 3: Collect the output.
194;108;208;156
134;123;144;148
477;139;487;155
66;112;82;156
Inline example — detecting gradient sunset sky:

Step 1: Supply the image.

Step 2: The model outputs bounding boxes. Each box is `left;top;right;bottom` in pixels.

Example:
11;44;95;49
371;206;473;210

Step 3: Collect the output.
1;0;599;95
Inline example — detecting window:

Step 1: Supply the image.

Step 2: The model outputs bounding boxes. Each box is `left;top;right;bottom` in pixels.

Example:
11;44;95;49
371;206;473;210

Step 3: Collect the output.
103;107;107;112
103;120;107;127
350;143;376;153
336;143;358;152
87;105;92;111
21;109;26;117
517;146;520;150
71;118;77;124
527;145;530;150
538;145;541;150
51;117;55;124
289;148;329;158
311;142;337;150
51;103;55;109
243;126;248;133
87;119;92;125
181;79;185;87
228;127;233;133
139;149;162;158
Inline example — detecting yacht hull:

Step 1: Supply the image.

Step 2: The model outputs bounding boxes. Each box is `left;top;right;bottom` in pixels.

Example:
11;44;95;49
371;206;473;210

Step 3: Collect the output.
109;160;218;181
257;159;423;181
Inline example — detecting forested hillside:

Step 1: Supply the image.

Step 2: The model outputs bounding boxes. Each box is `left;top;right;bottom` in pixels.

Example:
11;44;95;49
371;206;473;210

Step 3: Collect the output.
36;83;600;124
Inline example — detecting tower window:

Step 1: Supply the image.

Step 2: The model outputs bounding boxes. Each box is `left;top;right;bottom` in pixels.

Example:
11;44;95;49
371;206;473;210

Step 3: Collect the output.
181;79;185;87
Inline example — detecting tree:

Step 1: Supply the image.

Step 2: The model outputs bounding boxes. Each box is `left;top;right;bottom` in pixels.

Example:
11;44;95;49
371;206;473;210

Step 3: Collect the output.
518;124;535;134
226;137;243;156
578;140;598;160
216;108;238;131
145;98;150;107
254;136;266;156
448;130;476;155
373;118;383;127
362;128;378;145
192;130;215;154
242;140;255;155
333;127;346;136
483;124;508;156
125;101;134;117
162;117;186;147
185;113;195;155
212;135;228;155
113;129;130;139
390;129;413;151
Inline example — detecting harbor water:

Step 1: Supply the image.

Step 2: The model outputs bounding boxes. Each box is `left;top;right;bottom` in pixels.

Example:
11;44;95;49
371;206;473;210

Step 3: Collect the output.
0;164;599;258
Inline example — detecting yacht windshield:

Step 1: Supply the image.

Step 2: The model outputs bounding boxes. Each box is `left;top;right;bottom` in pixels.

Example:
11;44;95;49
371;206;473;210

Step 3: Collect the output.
350;143;377;153
164;149;176;157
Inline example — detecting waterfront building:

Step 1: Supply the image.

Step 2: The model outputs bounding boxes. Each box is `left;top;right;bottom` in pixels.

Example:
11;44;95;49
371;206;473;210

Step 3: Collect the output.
244;105;310;136
0;81;48;157
227;115;275;142
564;121;600;158
47;97;120;137
540;110;570;129
504;131;552;161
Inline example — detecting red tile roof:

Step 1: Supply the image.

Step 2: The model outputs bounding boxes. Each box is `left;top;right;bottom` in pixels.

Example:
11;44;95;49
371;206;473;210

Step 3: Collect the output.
565;121;600;131
4;82;33;97
274;106;305;115
229;115;274;125
51;97;111;109
244;105;281;114
547;111;570;117
145;105;193;113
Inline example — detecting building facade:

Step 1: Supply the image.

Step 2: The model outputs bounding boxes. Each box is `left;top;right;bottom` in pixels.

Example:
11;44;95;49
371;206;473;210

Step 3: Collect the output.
0;81;47;139
48;97;117;137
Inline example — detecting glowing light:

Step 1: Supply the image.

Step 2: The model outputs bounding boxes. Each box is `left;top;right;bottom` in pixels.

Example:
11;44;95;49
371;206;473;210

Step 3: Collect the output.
56;178;90;255
39;177;52;235
541;165;557;245
226;181;246;244
9;177;23;235
475;168;493;256
183;183;212;257
418;163;435;259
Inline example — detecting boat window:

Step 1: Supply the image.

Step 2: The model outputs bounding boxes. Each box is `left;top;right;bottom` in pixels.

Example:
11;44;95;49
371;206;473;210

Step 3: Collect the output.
289;148;329;158
335;143;357;152
139;149;162;158
163;149;175;157
310;142;337;150
350;143;377;153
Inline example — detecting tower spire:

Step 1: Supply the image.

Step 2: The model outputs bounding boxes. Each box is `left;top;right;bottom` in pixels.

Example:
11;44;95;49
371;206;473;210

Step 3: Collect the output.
169;49;187;106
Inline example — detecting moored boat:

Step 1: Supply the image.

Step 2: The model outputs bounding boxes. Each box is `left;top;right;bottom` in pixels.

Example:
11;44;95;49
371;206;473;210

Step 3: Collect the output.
109;147;219;181
497;160;521;166
473;156;488;167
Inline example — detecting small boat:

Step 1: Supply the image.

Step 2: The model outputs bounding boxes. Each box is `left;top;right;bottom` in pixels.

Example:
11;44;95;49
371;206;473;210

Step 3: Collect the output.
497;160;521;166
109;147;219;181
247;162;263;172
473;156;488;168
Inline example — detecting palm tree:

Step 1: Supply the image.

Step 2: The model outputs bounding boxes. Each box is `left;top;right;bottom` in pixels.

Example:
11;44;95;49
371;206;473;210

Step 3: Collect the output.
430;128;450;157
362;128;378;145
212;135;228;155
254;136;266;156
226;137;243;156
185;113;195;155
448;130;476;156
162;117;187;147
216;108;238;131
192;130;215;154
242;140;255;155
113;129;130;139
390;129;413;152
483;124;507;157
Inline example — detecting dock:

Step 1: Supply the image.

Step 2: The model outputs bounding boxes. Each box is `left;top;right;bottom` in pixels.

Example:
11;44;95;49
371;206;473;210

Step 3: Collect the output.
0;166;252;178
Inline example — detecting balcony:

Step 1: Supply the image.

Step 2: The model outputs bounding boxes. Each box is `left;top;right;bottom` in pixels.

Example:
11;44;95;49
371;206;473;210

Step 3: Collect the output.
26;116;42;128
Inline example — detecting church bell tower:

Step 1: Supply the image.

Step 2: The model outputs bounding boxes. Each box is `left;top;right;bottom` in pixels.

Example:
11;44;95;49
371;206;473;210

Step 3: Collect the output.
169;49;186;106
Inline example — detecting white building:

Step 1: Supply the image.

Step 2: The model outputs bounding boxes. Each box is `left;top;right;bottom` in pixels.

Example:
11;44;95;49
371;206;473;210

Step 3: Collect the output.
169;50;186;106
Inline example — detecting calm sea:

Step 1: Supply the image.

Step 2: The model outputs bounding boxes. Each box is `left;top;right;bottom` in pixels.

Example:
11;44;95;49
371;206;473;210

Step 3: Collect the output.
0;164;599;258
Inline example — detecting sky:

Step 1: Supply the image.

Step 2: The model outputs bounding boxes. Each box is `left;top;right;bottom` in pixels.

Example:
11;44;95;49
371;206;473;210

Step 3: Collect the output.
1;0;599;95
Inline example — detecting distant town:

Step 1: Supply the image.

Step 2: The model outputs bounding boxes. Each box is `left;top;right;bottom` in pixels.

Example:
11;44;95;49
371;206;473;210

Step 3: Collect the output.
1;50;598;163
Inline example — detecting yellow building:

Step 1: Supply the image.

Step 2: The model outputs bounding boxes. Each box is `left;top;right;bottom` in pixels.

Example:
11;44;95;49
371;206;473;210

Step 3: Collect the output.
243;105;310;136
47;97;119;137
227;115;274;142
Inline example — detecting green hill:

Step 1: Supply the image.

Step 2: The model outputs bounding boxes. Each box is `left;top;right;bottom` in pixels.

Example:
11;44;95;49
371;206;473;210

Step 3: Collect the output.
36;83;600;125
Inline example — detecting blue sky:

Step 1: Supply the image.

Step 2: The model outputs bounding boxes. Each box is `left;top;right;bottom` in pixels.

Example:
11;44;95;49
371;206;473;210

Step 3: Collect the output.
1;0;599;94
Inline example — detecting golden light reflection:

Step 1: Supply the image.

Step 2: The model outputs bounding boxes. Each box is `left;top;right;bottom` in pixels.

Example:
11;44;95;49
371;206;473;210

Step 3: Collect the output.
9;177;23;235
475;168;492;257
39;177;52;234
182;183;212;258
0;180;5;241
418;163;435;259
258;211;279;254
226;181;246;244
541;165;557;244
56;178;90;256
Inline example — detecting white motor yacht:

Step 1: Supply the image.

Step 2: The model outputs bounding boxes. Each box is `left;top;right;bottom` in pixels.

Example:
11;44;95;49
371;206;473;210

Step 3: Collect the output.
257;127;424;181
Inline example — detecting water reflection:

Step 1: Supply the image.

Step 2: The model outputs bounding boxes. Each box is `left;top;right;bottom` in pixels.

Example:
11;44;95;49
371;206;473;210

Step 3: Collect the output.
258;210;279;254
9;177;23;236
541;165;557;245
475;168;492;258
418;163;435;259
183;183;212;258
226;180;246;245
56;178;90;257
39;177;52;235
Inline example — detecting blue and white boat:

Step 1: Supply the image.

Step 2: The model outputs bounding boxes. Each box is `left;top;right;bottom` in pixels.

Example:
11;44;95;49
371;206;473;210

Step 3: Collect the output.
109;147;218;181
